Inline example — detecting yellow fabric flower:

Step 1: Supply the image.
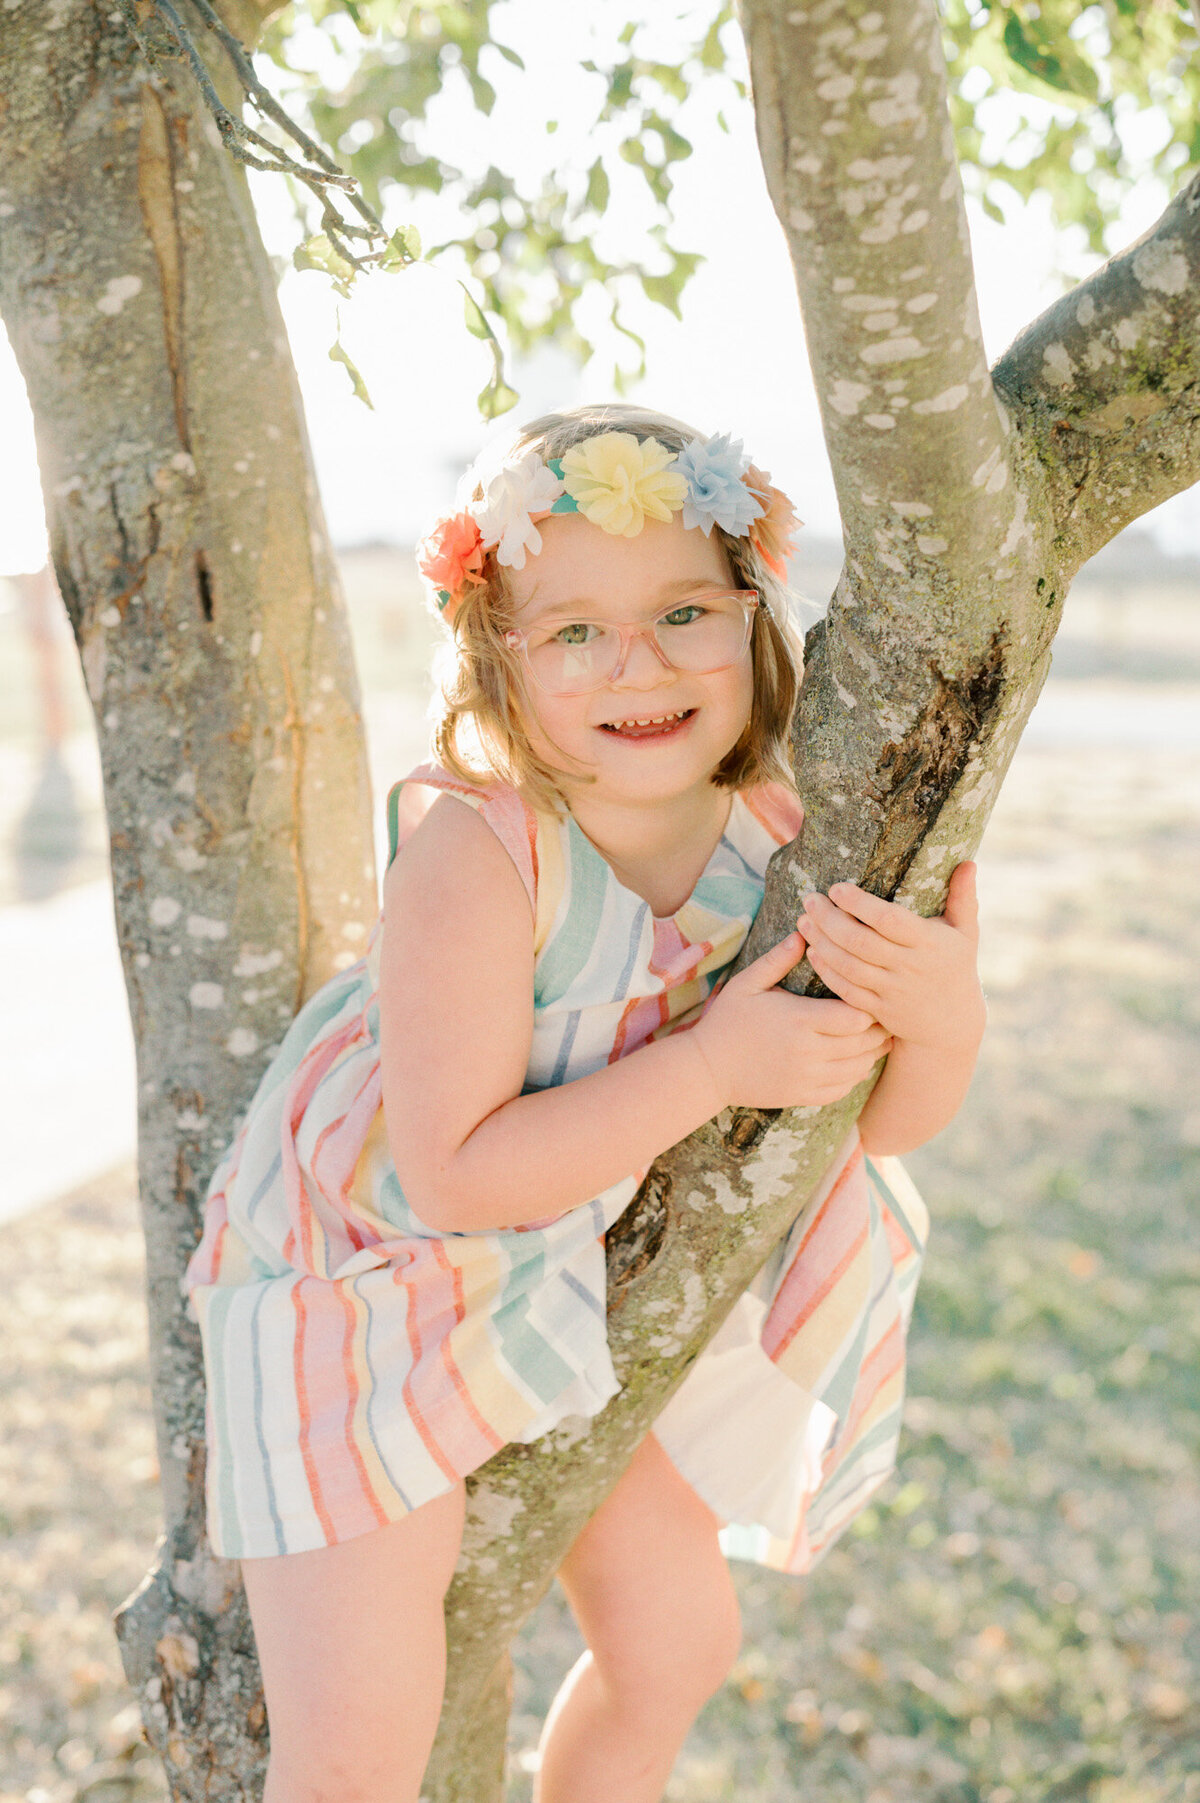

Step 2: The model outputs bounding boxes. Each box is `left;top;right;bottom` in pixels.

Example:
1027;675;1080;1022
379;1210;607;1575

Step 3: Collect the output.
560;432;688;537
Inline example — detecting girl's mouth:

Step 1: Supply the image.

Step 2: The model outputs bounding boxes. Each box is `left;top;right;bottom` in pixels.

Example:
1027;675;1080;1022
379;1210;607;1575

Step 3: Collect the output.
597;708;696;742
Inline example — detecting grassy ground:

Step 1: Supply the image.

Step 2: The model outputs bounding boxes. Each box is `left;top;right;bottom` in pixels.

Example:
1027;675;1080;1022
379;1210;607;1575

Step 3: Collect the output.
2;554;1197;1801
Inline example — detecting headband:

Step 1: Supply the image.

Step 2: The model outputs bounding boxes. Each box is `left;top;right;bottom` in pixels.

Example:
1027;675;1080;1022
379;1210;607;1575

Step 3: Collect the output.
415;429;801;624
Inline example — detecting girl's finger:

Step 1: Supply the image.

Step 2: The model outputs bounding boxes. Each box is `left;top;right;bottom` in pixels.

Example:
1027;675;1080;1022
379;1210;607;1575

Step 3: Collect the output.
800;894;896;970
828;1035;891;1066
807;1000;877;1035
825;883;922;947
943;861;979;937
806;951;881;1016
817;1064;878;1104
740;929;808;991
803;932;884;994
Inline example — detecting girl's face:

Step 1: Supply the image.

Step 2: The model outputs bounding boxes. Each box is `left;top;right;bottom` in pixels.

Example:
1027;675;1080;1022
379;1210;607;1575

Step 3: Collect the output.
505;511;756;809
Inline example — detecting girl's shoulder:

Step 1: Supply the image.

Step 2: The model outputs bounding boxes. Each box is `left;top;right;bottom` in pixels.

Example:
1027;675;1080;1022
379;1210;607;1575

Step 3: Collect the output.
386;761;547;919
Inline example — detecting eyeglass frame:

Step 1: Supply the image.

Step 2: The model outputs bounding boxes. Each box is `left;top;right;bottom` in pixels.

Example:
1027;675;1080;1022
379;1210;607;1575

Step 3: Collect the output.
503;588;765;696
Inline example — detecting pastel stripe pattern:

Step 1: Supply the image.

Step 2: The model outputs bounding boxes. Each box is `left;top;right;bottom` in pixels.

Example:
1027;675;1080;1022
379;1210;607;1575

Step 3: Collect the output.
185;763;929;1565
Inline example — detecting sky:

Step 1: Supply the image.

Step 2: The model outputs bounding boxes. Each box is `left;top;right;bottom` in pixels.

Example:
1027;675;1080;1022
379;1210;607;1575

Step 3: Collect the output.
0;5;1196;575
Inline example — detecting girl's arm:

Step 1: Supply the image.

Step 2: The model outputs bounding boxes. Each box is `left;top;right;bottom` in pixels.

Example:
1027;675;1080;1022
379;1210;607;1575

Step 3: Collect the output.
797;864;987;1157
378;796;891;1232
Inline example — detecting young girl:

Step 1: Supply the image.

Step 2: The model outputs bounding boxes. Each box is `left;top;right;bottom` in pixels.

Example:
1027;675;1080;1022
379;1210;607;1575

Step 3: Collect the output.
185;404;985;1803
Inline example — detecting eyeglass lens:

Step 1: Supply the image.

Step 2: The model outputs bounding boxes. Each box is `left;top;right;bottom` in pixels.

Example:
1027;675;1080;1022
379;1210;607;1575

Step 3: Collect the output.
527;593;754;696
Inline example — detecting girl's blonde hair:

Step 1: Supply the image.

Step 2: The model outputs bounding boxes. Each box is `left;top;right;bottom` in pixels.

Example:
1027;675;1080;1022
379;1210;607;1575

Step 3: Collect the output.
430;402;803;813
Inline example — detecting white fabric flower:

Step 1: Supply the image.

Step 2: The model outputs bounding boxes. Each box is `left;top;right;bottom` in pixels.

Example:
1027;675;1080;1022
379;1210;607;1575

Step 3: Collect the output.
470;452;566;569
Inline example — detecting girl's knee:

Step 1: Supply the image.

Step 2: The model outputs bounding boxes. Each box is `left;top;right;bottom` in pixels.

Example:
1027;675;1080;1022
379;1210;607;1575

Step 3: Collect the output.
264;1750;387;1803
677;1560;743;1701
598;1553;743;1713
262;1685;441;1803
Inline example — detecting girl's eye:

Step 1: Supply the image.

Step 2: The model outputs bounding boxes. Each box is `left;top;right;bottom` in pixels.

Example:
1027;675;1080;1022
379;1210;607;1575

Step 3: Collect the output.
554;622;599;647
660;604;706;627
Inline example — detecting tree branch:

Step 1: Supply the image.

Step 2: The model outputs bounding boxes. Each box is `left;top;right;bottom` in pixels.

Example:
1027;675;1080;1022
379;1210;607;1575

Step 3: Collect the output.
735;0;1051;958
993;165;1200;576
739;0;1014;600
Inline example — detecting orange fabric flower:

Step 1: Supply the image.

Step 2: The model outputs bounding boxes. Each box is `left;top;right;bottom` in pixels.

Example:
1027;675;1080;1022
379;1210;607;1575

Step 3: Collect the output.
416;510;486;609
743;465;802;580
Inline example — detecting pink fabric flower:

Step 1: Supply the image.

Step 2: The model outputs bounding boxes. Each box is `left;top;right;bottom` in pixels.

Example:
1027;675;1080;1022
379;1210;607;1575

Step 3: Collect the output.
416;510;486;608
743;465;802;580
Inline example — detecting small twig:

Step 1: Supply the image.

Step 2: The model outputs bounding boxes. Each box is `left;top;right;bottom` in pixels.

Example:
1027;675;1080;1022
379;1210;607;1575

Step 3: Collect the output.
154;0;353;187
117;0;391;269
185;0;344;178
114;0;516;413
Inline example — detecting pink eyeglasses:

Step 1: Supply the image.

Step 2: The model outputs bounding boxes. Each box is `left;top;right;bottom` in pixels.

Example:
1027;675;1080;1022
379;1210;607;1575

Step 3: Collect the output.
505;589;763;697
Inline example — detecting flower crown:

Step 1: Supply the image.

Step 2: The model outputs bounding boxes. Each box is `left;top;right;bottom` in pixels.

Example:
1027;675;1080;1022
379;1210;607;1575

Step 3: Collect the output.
416;429;802;624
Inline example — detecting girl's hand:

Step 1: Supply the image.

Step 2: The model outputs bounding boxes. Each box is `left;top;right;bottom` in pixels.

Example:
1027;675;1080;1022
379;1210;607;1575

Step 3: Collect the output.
798;863;986;1054
693;927;894;1111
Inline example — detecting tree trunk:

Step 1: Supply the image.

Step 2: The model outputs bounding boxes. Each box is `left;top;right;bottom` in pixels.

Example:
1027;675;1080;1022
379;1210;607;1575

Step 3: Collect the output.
0;3;372;1796
2;0;1196;1798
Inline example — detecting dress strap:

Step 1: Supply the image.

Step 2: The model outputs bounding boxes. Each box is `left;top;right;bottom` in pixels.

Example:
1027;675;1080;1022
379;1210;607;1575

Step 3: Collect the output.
739;780;805;848
386;762;542;920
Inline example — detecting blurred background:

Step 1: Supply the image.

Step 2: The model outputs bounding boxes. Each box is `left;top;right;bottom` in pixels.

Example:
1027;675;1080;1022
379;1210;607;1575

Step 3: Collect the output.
1;3;1198;1799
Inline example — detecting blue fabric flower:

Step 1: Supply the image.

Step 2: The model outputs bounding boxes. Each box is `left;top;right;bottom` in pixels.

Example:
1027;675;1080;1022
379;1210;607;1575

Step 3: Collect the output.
673;434;765;537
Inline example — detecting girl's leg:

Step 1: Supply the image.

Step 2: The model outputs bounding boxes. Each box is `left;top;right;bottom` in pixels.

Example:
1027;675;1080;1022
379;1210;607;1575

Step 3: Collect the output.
533;1433;742;1803
240;1483;465;1803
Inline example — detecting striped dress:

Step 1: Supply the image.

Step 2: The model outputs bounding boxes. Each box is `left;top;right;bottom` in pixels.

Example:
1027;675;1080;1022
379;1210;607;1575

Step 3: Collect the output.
184;763;929;1566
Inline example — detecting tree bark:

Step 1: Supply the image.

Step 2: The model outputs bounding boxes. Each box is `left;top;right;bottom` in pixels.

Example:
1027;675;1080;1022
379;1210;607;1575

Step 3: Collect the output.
1;0;1196;1798
0;3;373;1796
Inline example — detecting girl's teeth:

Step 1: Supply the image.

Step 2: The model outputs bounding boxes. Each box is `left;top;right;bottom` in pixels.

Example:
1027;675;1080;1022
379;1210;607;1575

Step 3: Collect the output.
610;711;687;727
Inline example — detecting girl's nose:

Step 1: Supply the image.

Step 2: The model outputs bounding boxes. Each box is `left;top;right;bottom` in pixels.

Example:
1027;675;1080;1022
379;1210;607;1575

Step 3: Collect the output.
609;628;673;689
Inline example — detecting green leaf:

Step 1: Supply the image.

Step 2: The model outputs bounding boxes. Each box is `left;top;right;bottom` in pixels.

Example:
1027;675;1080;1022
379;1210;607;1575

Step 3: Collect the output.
642;273;684;317
1001;13;1099;103
293;231;355;290
494;41;525;70
478;374;519;419
585;158;610;213
329;336;374;408
380;223;422;268
466;68;497;115
608;62;634;107
697;16;728;71
463;288;492;340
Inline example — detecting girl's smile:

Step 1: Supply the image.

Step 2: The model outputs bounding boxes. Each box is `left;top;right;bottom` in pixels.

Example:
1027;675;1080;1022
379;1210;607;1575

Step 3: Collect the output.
597;707;697;740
